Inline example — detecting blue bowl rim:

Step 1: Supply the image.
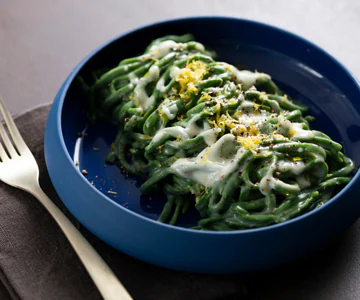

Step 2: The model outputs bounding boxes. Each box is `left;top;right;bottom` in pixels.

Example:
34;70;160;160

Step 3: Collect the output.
53;15;360;236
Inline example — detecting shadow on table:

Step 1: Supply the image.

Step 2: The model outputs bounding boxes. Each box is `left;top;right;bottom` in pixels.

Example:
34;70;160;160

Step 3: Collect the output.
96;227;360;300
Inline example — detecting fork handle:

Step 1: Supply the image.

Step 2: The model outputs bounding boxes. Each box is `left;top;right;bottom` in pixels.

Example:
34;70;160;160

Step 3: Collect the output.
30;185;133;300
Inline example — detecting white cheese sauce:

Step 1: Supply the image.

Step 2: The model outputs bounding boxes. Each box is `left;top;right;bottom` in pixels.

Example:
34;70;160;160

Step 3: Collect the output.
161;101;179;120
152;113;220;143
170;134;246;187
170;66;182;78
134;65;159;111
277;115;315;139
225;64;271;90
141;40;205;60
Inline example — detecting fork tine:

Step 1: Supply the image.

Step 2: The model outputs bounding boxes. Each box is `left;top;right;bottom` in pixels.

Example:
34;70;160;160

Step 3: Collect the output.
0;96;28;154
0;141;10;162
0;122;18;158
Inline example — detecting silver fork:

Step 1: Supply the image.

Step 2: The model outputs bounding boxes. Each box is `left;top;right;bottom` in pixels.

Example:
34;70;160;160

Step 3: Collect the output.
0;96;132;300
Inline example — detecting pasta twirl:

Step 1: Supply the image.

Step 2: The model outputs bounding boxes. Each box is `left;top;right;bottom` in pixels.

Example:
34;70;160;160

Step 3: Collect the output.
86;34;354;230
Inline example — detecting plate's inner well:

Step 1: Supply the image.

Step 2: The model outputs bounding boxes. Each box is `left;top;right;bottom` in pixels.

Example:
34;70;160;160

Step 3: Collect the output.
64;42;360;228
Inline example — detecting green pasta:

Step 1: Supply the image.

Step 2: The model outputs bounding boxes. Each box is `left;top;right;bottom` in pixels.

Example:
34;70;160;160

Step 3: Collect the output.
85;34;355;230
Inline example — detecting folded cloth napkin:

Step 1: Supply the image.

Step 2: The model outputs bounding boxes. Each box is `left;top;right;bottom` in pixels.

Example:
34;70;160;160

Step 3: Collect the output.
0;105;360;300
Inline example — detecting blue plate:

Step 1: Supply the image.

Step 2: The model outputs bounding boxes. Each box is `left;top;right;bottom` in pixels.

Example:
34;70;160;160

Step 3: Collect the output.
44;17;360;273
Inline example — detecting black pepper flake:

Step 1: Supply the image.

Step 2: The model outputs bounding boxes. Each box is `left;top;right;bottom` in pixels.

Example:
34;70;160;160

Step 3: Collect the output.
124;117;129;122
77;132;83;137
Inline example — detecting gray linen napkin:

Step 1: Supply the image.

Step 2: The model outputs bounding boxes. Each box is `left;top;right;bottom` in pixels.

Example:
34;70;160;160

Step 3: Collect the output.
1;105;360;300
